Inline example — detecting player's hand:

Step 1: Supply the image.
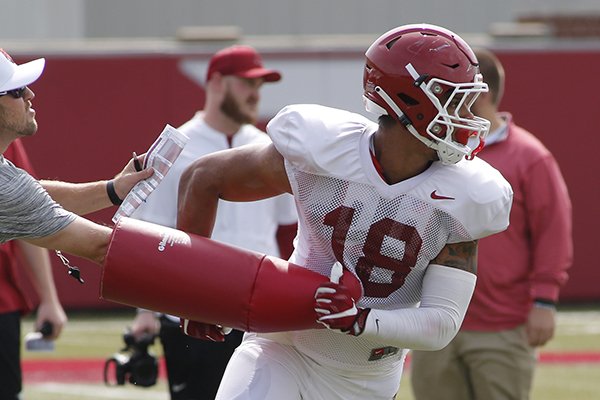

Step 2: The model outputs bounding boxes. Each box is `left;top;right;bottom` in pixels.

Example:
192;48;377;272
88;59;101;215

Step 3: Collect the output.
180;318;232;342
131;310;160;341
314;262;370;336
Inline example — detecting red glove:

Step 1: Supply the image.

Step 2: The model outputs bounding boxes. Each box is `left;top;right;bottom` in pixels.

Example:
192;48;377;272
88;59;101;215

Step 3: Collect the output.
314;262;370;336
180;318;232;342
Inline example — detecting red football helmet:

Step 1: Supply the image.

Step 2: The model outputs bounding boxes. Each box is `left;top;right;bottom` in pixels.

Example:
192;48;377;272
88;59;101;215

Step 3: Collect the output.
363;24;490;164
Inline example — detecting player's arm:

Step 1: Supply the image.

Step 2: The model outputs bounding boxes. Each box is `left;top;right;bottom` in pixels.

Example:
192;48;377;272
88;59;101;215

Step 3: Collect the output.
315;240;478;351
23;217;112;265
178;142;291;236
176;143;291;341
431;240;478;275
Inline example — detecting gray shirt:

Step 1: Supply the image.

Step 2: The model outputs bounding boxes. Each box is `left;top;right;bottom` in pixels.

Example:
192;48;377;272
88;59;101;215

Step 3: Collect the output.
0;155;76;243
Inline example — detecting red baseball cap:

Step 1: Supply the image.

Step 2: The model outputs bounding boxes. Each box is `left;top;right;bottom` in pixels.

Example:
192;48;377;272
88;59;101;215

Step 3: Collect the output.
206;45;281;83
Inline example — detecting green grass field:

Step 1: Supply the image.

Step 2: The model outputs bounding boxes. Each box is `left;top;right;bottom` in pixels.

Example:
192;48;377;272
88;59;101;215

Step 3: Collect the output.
21;306;600;399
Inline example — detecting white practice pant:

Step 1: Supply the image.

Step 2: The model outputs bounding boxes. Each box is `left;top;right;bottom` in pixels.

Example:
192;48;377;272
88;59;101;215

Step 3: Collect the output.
215;333;403;400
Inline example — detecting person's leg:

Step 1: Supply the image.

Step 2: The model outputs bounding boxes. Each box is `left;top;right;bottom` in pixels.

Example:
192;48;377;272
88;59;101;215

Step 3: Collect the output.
463;326;536;400
410;333;473;400
0;311;22;400
159;316;203;400
307;349;405;400
219;332;404;400
216;334;303;400
184;329;244;399
159;316;244;400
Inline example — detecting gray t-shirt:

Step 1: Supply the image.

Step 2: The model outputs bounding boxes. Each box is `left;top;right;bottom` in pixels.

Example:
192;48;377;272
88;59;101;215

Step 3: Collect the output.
0;155;76;243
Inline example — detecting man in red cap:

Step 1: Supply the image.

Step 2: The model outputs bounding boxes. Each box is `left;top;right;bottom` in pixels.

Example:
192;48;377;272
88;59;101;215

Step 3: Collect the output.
205;45;281;83
129;44;296;400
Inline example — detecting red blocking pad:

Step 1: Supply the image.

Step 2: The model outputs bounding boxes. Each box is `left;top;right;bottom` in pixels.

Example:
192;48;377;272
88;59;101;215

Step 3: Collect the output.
101;218;361;333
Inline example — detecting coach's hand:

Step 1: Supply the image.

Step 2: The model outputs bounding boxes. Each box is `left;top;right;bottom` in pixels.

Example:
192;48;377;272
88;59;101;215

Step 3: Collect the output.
180;318;232;342
314;262;370;336
112;153;154;200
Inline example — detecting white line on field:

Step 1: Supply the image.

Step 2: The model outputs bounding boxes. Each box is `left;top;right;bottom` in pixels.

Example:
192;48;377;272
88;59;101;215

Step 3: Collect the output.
29;382;169;399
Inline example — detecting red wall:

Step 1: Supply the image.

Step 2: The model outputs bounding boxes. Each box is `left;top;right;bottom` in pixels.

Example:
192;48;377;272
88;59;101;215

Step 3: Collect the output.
17;54;205;309
494;50;599;302
14;48;599;308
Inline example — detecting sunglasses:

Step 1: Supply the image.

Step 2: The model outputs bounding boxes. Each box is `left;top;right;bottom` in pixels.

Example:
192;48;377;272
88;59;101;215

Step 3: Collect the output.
0;86;27;99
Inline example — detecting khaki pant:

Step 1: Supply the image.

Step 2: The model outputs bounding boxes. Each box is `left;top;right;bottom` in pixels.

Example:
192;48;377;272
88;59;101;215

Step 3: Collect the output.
410;325;537;400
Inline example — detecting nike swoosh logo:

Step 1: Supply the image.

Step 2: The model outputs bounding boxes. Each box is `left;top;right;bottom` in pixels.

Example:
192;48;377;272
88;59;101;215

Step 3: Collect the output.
430;190;455;200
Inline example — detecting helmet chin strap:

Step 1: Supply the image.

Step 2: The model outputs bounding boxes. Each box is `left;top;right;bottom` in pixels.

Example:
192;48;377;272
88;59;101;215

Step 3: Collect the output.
370;86;437;152
367;85;466;165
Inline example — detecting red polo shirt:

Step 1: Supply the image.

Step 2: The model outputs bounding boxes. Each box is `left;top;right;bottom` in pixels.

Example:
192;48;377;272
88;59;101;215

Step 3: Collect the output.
0;139;37;314
462;114;573;331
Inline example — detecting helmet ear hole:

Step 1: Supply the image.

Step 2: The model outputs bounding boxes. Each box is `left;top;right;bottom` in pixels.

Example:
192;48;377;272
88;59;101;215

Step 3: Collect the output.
398;93;418;106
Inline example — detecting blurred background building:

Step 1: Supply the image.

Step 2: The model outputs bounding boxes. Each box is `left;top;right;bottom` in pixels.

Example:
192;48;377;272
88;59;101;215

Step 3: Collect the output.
2;0;600;39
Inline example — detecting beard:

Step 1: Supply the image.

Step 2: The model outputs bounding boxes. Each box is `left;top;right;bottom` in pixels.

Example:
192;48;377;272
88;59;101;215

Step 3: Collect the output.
18;120;37;137
0;104;38;138
220;89;257;125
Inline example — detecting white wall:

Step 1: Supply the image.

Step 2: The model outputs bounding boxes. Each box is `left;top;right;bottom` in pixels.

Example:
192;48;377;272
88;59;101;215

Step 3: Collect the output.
1;0;600;40
0;0;85;39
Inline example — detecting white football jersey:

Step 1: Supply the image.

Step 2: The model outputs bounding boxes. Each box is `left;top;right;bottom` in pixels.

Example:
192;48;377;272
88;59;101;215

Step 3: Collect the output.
131;112;297;257
266;104;512;372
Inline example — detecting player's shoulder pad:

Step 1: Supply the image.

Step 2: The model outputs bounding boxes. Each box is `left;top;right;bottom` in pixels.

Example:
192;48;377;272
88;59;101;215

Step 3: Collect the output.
433;157;513;240
267;104;375;175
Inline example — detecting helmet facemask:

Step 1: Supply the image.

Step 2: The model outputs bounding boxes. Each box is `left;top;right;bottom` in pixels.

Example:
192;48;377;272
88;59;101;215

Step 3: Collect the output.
409;64;490;164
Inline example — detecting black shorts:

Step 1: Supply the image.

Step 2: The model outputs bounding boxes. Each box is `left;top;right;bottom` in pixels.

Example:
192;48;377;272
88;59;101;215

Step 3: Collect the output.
0;311;22;400
159;316;243;400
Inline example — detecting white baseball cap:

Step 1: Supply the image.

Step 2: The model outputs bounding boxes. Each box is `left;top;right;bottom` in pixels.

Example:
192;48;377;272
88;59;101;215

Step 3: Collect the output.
0;49;45;92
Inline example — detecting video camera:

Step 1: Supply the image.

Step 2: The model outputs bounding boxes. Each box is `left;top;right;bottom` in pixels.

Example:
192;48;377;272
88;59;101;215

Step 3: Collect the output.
103;331;159;387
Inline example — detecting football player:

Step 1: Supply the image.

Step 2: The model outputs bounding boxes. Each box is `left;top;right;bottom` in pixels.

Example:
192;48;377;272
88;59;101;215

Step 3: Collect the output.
174;24;513;399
